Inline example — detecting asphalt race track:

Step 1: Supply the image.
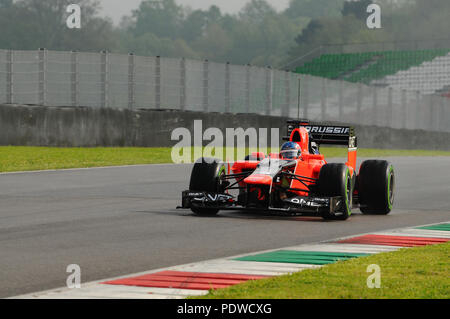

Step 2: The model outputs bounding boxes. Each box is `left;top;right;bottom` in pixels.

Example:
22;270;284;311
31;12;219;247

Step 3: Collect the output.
1;157;449;298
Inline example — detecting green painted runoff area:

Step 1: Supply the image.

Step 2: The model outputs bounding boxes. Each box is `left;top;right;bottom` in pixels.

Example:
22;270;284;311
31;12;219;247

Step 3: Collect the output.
234;250;370;265
416;224;450;231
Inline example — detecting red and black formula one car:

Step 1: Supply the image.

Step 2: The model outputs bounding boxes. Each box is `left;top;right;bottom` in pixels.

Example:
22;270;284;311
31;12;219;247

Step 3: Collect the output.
180;120;395;221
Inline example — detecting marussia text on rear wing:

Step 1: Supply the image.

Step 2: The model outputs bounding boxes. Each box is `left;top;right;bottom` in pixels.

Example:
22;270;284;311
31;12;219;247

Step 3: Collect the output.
283;120;357;148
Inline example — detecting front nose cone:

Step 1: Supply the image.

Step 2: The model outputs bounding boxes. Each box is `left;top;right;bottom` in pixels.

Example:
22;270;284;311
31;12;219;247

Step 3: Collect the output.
244;174;272;186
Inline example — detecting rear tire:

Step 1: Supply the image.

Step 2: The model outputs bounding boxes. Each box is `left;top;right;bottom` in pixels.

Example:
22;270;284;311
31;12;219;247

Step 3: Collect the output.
358;160;395;215
318;164;353;221
189;158;226;216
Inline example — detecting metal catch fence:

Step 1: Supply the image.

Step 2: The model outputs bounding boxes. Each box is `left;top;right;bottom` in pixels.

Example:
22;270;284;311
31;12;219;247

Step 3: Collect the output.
0;48;449;133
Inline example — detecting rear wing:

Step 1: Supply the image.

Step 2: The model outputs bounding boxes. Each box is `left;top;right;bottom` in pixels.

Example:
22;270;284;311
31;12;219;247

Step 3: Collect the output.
283;120;357;149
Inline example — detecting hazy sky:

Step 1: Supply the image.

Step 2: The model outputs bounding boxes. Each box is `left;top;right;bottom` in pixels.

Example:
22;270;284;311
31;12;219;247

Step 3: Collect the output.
98;0;290;24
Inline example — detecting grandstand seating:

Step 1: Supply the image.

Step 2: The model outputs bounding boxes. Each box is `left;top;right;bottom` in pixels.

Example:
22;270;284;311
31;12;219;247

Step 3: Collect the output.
372;53;450;95
295;49;450;95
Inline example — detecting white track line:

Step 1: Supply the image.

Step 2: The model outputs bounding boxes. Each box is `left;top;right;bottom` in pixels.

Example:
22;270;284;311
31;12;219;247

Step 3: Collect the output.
0;163;187;175
372;229;450;238
14;283;207;300
284;243;400;254
173;260;319;276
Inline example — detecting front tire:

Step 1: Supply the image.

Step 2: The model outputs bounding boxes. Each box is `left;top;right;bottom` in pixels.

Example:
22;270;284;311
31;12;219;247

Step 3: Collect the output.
318;164;353;221
358;160;395;215
189;158;226;216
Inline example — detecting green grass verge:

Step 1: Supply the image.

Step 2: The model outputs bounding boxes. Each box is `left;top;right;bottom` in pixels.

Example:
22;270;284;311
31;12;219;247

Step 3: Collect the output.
192;242;450;299
1;146;450;173
0;147;172;173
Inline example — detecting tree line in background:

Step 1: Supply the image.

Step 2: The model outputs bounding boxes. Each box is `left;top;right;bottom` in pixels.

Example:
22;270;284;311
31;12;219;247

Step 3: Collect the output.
1;0;450;69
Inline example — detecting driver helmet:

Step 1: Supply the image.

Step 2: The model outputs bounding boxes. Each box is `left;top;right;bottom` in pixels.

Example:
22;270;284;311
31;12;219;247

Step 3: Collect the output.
280;142;301;159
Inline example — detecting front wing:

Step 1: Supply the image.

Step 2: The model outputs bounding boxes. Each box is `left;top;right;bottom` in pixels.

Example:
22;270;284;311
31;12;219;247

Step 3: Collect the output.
179;191;343;216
